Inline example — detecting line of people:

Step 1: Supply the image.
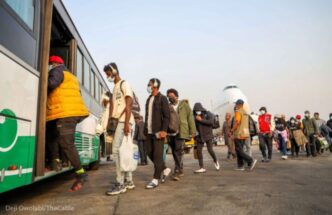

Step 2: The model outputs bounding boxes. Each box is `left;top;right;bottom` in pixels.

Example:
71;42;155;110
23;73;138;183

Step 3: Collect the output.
101;62;261;196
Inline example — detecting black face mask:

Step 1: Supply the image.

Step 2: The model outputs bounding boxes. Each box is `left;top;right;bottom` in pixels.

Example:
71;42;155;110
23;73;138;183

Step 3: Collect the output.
169;98;176;104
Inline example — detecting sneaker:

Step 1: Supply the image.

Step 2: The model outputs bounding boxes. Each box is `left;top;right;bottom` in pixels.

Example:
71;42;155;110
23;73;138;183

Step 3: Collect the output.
52;159;62;172
145;181;158;189
194;168;206;173
261;158;266;162
161;168;171;183
70;173;88;192
214;161;220;171
105;184;127;196
249;159;257;171
265;159;271;163
172;174;180;181
125;181;135;190
281;156;288;160
235;166;245;171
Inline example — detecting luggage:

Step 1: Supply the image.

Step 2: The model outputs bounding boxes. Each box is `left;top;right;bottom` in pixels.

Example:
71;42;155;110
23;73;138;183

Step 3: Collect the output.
212;114;221;129
317;137;329;150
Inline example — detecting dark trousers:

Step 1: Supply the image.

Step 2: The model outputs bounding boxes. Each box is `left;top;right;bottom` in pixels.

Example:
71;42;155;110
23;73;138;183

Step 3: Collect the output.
196;139;217;168
234;139;253;168
168;136;185;173
46;117;82;171
259;133;273;159
137;140;147;163
306;134;317;156
290;138;299;156
146;134;166;179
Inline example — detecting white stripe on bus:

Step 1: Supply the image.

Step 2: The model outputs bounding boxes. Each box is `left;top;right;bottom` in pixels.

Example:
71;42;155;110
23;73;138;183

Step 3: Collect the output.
0;168;33;177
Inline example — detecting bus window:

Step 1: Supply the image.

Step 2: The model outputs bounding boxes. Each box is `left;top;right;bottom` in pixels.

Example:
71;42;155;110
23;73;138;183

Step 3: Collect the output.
91;71;95;98
76;49;83;83
95;78;100;102
5;0;34;30
83;58;90;91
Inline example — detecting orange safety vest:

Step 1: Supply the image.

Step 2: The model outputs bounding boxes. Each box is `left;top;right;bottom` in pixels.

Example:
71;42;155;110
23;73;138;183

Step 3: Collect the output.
46;71;89;121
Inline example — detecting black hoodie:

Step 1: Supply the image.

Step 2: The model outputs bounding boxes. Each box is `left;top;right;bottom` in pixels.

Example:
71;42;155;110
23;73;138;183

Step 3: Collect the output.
193;103;214;142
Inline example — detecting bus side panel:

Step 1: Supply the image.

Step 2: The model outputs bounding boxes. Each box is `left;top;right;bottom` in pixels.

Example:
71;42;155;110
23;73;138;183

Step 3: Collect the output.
75;115;100;165
0;51;38;193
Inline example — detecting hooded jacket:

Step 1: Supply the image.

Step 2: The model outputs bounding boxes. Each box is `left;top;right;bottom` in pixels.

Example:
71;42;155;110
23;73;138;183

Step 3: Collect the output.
175;100;197;140
193;103;214;142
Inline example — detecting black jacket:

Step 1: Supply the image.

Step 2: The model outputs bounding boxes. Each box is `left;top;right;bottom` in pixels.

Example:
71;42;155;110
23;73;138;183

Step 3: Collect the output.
327;119;332;131
134;121;146;141
144;92;170;135
193;103;214;142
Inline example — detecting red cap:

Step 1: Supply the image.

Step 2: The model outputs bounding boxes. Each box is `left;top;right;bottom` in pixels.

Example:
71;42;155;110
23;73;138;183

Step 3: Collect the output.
296;115;301;120
49;55;64;64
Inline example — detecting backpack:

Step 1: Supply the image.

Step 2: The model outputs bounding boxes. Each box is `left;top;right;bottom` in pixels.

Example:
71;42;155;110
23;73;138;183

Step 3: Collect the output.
120;80;141;118
168;104;180;134
249;115;258;136
212;114;221;129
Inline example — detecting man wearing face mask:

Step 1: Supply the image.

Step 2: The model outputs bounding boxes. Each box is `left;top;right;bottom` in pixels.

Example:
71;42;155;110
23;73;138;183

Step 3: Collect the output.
144;78;171;189
258;107;273;162
103;63;136;196
302;111;319;157
288;117;302;157
166;88;196;181
230;100;257;171
46;56;89;192
193;103;220;173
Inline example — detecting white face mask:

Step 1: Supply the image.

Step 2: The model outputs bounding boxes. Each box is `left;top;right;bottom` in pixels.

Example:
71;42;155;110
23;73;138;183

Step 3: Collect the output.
260;110;266;115
305;114;310;118
196;111;202;115
107;76;115;83
48;65;53;71
291;120;295;124
147;86;152;94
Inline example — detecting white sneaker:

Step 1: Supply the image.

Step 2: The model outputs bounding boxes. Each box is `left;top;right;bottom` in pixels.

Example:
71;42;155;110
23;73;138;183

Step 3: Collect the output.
214;161;220;171
281;156;288;160
161;168;171;183
194;168;206;173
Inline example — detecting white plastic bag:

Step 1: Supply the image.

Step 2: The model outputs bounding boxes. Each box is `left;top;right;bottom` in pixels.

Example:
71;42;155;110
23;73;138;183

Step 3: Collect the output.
119;135;139;172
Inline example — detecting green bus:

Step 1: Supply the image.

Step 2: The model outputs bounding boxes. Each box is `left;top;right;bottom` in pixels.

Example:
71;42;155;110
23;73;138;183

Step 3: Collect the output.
0;0;109;193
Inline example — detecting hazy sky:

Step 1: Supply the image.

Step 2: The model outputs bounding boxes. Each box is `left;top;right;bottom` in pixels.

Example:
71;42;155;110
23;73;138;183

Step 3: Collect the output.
63;0;332;119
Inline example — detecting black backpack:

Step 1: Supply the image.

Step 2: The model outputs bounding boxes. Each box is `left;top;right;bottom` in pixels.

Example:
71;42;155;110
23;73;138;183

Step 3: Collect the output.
168;105;180;134
119;80;141;118
212;114;221;129
249;115;258;136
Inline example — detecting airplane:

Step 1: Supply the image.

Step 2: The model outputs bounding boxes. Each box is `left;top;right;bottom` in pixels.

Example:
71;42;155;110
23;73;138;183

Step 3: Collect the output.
213;84;251;120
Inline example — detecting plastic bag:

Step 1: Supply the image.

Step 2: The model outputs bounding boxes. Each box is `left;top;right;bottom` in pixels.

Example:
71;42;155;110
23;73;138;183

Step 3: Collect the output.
119;135;139;172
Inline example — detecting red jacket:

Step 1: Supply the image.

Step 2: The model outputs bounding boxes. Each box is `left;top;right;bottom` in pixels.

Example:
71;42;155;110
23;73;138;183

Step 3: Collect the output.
259;114;272;133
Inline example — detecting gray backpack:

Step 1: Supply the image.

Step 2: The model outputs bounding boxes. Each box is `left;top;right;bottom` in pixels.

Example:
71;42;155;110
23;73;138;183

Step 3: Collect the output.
168;105;180;134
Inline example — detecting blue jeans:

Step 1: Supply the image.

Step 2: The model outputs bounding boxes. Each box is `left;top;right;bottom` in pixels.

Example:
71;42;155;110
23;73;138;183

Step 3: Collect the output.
278;134;287;156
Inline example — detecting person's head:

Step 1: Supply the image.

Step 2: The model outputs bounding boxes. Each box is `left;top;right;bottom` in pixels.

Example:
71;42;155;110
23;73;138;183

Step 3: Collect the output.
296;114;301;120
49;55;64;70
314;112;319;120
101;91;112;108
103;62;119;83
134;115;142;124
235;99;244;110
147;78;161;95
290;117;296;124
304;110;310;118
166;88;179;105
225;112;231;121
259;107;267;115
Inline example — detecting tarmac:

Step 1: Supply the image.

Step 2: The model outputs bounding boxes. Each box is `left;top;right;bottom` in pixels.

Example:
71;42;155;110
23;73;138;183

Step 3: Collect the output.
1;145;332;215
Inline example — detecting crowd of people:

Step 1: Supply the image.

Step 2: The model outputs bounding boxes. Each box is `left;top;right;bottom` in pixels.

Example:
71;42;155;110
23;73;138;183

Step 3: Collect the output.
46;57;332;194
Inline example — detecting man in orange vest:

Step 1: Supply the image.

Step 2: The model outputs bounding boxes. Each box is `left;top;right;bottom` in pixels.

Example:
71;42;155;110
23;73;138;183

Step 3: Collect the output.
46;55;89;192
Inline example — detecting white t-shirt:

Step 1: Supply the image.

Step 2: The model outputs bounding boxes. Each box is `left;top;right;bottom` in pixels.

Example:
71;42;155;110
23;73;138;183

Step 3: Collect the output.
147;96;155;134
112;80;134;125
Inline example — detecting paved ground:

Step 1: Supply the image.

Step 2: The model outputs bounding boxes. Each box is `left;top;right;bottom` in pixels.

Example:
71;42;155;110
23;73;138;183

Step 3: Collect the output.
1;145;332;215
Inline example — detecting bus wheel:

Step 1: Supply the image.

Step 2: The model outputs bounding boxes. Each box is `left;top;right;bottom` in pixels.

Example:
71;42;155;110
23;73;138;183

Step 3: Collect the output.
89;160;100;170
